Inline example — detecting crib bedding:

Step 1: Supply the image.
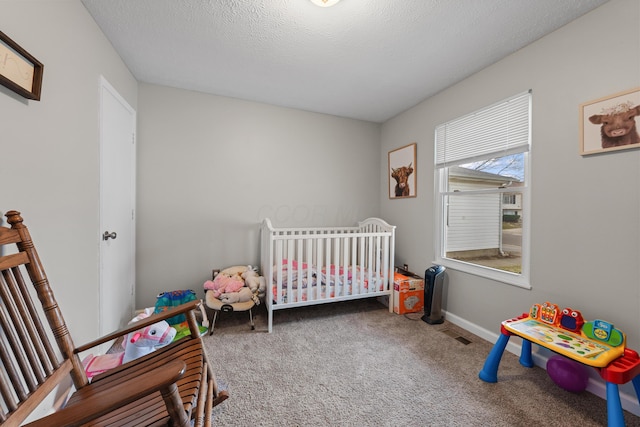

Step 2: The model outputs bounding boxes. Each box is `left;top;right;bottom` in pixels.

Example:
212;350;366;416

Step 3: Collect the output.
272;260;384;303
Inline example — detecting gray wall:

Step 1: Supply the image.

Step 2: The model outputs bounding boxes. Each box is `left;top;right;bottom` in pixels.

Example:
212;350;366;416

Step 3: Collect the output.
381;0;640;351
136;84;381;308
0;0;137;344
2;0;639;412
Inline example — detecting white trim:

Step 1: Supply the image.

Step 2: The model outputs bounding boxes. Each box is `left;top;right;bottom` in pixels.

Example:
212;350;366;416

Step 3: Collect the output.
434;257;531;289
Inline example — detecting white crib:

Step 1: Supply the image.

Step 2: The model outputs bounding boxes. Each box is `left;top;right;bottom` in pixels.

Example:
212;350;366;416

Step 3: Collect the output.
260;217;396;333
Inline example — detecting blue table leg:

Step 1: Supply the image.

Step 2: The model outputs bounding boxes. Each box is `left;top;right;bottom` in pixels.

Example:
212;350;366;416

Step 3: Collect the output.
606;382;625;427
519;339;534;368
479;333;510;383
632;375;640;405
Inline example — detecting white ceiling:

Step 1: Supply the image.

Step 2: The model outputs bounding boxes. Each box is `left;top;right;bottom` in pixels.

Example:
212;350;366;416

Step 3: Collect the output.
81;0;608;123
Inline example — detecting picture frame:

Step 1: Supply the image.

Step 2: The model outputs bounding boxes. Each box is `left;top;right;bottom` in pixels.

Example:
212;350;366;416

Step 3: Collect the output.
388;143;416;199
0;31;43;101
580;87;640;156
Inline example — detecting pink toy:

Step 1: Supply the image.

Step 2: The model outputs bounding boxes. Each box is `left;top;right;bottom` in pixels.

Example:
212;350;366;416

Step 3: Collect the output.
84;318;177;379
204;273;245;298
122;320;176;364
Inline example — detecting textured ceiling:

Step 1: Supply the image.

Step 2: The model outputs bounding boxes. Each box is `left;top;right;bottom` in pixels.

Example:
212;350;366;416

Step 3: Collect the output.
81;0;608;123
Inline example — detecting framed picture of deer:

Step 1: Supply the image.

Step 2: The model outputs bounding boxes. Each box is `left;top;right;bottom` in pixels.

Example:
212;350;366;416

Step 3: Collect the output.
388;143;416;199
580;87;640;156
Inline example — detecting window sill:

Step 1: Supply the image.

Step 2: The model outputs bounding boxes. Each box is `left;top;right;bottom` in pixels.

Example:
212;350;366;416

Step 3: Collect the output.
434;257;531;290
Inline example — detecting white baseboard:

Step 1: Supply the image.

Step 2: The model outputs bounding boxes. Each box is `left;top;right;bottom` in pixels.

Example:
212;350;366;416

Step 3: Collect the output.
443;310;640;417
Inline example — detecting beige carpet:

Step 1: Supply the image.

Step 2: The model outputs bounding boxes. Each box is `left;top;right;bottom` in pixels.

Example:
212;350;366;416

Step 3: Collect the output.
204;299;640;426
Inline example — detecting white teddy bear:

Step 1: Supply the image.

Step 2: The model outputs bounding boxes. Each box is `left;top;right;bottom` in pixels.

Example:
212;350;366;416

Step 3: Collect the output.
220;287;253;304
242;267;266;301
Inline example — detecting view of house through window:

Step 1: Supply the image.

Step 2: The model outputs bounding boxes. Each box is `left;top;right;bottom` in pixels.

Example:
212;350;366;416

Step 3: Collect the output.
435;91;531;287
444;153;524;274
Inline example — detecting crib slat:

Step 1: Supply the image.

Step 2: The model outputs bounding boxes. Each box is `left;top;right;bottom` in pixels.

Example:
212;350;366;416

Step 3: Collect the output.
382;235;390;292
336;233;340;296
367;235;374;293
359;234;365;293
305;238;312;303
287;239;295;304
375;235;382;287
324;236;330;299
274;239;281;305
295;239;302;303
314;239;324;300
350;236;357;295
341;236;348;296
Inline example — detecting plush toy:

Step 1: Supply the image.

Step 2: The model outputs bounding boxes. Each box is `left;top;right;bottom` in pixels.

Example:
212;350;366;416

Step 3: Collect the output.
219;265;250;276
122;320;176;364
204;270;245;298
204;265;266;304
257;277;266;299
242;268;266;299
242;269;259;291
84;311;179;379
220;287;254;304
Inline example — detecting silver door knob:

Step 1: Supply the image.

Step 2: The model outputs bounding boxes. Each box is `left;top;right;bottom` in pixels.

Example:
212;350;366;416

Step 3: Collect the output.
103;231;117;241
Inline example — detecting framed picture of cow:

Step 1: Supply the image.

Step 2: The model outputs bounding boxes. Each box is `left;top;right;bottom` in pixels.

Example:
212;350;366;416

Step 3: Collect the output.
388;143;416;199
580;87;640;156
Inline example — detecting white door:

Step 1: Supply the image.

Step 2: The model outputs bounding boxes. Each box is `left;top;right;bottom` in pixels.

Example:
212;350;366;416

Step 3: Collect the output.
99;76;136;336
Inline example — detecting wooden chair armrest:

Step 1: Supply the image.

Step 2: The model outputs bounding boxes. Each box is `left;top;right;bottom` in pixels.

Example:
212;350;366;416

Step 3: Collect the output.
75;300;202;353
24;359;188;427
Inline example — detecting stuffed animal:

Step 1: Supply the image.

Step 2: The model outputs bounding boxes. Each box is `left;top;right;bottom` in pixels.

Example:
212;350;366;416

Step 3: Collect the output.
257;277;266;299
204;265;266;303
220;287;254;304
122;320;176;364
218;265;250;276
242;268;266;299
242;269;260;291
204;271;245;298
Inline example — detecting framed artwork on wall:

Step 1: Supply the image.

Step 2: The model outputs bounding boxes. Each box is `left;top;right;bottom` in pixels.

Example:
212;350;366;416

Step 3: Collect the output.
388;143;416;199
580;87;640;156
0;31;43;101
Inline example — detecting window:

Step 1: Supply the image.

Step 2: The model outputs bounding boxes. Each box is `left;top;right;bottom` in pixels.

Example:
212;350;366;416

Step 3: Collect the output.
434;91;531;288
502;194;516;205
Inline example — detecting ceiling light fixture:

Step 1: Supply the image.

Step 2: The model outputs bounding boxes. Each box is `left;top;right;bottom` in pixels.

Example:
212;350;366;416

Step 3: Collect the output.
310;0;341;7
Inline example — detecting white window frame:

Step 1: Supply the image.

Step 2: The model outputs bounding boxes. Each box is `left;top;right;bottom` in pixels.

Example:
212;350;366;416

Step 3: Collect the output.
434;91;531;289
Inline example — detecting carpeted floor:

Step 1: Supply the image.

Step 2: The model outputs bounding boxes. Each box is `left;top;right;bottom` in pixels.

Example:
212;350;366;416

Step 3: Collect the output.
204;299;640;426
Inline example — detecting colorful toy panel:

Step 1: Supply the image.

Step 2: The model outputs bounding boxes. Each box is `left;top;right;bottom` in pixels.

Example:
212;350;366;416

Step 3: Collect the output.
583;319;624;347
559;307;584;333
538;301;560;325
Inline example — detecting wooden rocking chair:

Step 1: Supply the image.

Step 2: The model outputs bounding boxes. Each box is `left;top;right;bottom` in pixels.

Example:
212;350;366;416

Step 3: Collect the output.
0;210;228;427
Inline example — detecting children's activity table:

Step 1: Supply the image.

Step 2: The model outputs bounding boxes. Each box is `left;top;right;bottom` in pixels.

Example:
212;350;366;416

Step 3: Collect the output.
479;302;640;427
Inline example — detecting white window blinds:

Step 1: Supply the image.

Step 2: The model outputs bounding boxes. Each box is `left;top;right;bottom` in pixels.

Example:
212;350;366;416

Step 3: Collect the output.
435;90;531;168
